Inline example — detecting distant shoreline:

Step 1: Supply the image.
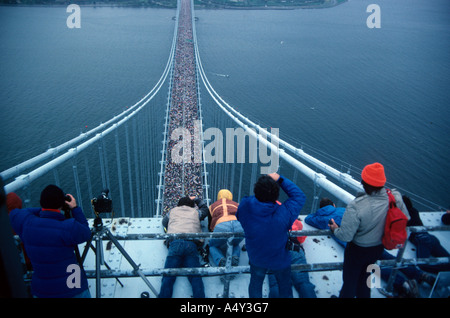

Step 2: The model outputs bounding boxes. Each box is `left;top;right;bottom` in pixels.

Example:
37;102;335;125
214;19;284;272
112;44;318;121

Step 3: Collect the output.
0;0;347;10
195;0;347;10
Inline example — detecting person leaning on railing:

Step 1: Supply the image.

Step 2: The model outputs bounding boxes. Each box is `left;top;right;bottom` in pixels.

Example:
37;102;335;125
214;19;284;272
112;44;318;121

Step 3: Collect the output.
159;196;209;298
403;195;450;275
208;189;244;268
328;162;410;298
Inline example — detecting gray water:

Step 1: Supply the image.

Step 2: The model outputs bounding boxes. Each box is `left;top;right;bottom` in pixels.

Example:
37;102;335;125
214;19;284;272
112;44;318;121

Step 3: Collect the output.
1;0;449;211
0;6;175;164
195;0;450;210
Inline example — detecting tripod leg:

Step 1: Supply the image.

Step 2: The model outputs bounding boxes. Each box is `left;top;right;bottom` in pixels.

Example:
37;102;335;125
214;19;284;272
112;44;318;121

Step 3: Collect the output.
87;242;124;287
95;235;102;298
105;229;159;297
80;233;94;264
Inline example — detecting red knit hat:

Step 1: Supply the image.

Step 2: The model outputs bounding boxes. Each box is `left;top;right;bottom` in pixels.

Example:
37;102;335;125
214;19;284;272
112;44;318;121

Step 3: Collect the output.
291;219;306;244
361;162;386;187
6;192;22;212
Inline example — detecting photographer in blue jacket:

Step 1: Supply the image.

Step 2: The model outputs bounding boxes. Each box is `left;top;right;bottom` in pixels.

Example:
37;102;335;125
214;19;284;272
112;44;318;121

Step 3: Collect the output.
9;185;91;298
236;173;306;298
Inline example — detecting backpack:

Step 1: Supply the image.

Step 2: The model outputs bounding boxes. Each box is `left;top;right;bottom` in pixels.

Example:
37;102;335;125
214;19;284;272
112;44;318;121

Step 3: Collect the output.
382;189;408;250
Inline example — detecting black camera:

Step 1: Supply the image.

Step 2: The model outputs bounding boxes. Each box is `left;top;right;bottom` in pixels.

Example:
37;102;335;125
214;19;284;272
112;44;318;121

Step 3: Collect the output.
62;194;72;219
91;189;113;214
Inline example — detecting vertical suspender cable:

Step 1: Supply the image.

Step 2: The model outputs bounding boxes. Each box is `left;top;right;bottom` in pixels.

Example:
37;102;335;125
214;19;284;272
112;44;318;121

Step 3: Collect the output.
125;123;135;218
132;118;142;217
115;128;125;217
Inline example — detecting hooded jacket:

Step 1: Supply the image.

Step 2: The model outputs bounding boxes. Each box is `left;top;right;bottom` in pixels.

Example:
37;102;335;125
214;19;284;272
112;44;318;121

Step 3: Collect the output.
209;198;239;231
236;176;306;270
305;205;345;230
9;206;91;298
305;205;346;247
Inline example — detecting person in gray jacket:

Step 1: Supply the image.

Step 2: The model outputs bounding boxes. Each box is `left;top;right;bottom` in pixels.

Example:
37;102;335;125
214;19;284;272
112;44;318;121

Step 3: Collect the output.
328;162;410;298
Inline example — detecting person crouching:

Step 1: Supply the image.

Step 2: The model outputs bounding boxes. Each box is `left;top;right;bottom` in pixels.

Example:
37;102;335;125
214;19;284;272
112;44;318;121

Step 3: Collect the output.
159;196;208;298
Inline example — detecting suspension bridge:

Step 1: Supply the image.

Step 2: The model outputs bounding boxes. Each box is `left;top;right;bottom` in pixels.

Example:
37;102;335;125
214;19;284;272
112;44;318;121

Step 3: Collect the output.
2;0;449;299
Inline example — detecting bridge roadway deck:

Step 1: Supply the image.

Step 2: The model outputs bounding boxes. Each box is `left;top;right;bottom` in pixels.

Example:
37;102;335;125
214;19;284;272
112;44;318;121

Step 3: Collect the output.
80;212;450;298
162;0;203;216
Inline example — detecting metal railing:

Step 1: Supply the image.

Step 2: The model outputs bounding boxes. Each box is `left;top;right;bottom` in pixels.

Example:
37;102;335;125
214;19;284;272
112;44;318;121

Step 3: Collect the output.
80;224;450;298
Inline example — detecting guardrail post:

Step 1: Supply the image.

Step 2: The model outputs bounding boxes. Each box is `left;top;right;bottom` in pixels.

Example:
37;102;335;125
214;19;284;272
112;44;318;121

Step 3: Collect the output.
219;237;235;298
382;243;408;296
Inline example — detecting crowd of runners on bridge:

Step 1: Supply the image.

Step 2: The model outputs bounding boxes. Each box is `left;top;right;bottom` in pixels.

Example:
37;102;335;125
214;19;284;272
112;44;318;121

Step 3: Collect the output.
162;0;203;216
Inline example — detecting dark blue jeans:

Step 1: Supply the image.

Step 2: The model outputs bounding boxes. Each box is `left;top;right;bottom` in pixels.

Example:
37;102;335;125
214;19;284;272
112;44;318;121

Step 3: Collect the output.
380;249;425;291
249;263;293;298
209;220;244;266
159;240;205;298
410;232;450;274
339;242;384;298
269;250;317;298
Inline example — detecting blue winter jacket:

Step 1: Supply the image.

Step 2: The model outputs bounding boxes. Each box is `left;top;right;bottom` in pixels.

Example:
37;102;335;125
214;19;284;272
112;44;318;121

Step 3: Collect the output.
236;176;306;270
9;207;91;298
304;205;346;247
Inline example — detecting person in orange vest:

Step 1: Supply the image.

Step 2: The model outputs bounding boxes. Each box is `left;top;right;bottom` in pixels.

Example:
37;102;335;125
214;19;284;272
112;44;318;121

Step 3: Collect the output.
208;189;244;267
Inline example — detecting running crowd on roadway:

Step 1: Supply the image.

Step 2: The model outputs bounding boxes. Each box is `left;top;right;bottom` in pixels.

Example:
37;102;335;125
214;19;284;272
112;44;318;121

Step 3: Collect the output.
162;0;203;217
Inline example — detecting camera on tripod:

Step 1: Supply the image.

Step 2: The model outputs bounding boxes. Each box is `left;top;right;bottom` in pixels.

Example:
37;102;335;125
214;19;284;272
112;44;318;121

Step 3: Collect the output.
83;188;158;298
91;189;113;215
